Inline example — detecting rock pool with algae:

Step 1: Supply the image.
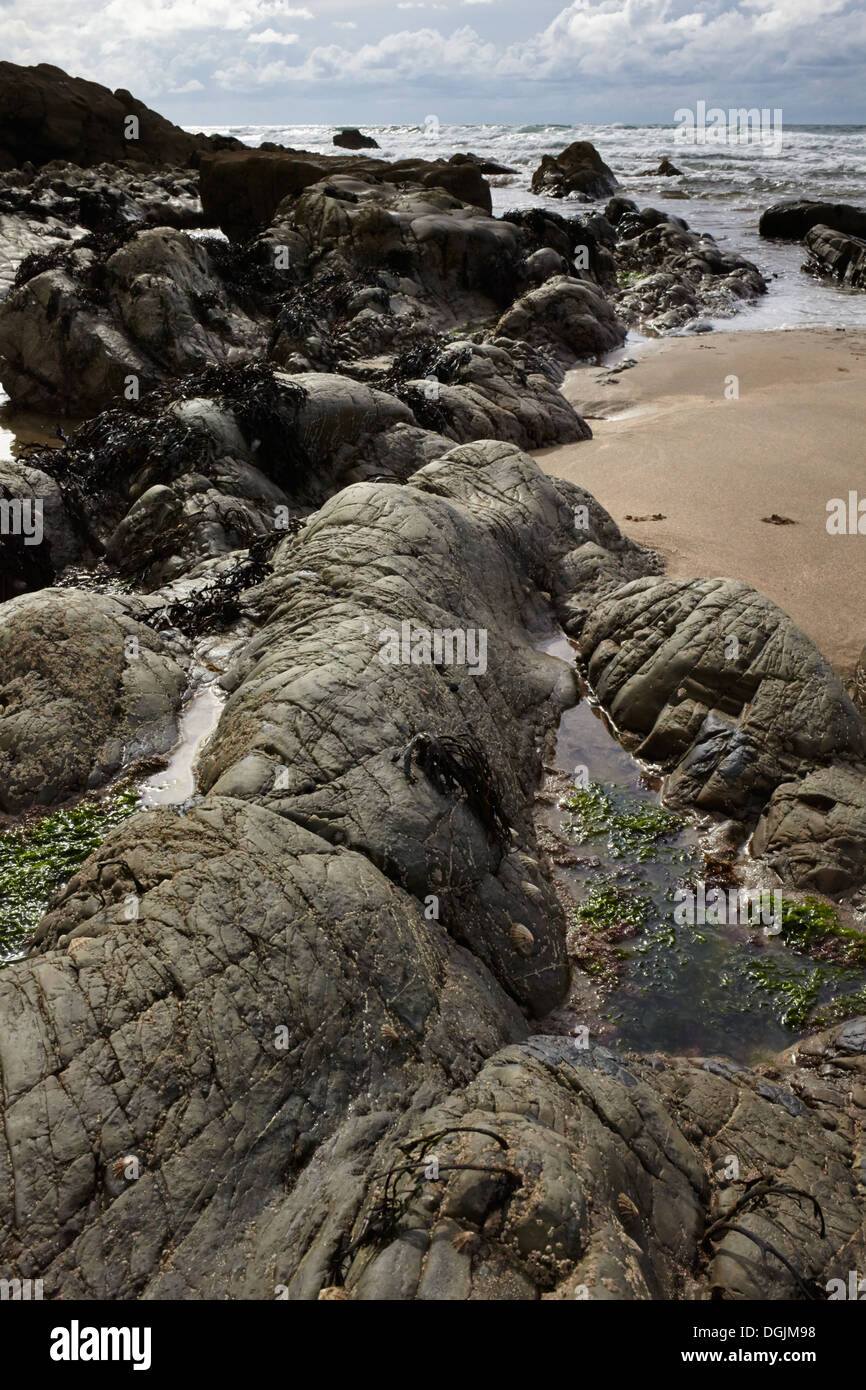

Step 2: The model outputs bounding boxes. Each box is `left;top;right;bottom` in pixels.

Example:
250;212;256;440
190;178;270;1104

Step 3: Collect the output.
0;789;139;962
538;633;866;1061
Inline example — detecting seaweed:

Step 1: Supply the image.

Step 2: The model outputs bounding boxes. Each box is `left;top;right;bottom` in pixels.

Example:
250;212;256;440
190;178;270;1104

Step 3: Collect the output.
393;731;510;847
562;779;685;861
777;897;866;968
151;529;288;636
0;790;139;959
702;1177;826;1300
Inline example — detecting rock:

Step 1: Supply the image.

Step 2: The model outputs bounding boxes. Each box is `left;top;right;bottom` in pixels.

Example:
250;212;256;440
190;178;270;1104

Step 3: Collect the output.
613;206;766;332
200;151;329;242
399;338;592;450
759;199;866;241
751;765;866;893
333;129;379;151
200;151;493;241
656;157;682;176
530;141;619;201
280;176;522;329
2;444;863;1299
495;275;626;368
0;457;83;599
0;587;186;812
0;61;231;171
803;224;866;290
0;227;269;412
575;576;866;841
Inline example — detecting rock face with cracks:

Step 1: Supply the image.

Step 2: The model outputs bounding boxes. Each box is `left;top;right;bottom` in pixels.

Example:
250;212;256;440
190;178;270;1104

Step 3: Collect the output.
2;445;865;1299
0;587;186;813
571;575;866;886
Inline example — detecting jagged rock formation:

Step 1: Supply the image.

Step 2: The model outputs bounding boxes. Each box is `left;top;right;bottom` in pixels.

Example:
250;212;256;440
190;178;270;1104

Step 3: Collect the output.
803;225;866;291
0;61;236;171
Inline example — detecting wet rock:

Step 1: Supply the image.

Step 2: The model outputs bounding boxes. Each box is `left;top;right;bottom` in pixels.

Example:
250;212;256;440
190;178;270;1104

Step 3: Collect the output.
333;129;379;151
656;158;683;177
530;141;619;201
613;208;766;332
0;587;186;812
803;224;866;291
759;199;866;241
751;765;866;893
575;576;866;841
495;274;626;368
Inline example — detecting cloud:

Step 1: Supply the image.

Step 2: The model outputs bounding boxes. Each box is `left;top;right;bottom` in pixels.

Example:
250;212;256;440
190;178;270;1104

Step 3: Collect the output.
169;78;204;92
1;0;865;114
247;28;300;44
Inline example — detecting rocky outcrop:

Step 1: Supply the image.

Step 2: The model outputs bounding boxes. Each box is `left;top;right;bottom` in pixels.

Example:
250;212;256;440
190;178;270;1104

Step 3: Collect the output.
656;157;682;177
333;129;380;151
0;443;650;1297
0;228;269;411
759;199;866;241
0;61;236;171
571;575;866;885
0;587;186;813
803;224;866;291
612;206;766;332
1;446;863;1299
495;275;626;367
200;151;493;241
530;141;619;201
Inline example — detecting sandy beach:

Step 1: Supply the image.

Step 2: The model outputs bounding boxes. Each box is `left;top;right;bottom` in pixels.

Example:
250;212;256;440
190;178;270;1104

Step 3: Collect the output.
535;326;866;680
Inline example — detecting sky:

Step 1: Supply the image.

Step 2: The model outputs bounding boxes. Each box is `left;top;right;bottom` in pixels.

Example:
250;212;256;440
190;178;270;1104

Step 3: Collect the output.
1;0;864;127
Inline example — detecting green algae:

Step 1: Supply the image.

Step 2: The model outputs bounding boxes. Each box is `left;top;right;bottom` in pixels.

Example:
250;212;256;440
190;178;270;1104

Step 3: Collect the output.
575;881;653;932
562;780;686;862
811;985;866;1029
0;790;139;959
741;957;827;1031
778;897;866;967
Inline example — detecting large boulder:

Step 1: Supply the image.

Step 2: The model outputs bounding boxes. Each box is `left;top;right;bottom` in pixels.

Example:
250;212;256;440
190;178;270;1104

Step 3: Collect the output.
530;141;619;201
573;575;866;839
0;587;186;812
752;765;866;894
495;274;626;367
803;224;866;290
0;61;232;171
333;128;379;151
759;199;866;241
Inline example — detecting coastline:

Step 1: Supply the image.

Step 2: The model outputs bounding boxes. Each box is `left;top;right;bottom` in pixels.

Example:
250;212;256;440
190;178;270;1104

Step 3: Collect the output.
535;325;866;680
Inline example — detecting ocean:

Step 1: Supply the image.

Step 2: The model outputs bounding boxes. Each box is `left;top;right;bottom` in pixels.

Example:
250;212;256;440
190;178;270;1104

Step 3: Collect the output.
189;121;866;334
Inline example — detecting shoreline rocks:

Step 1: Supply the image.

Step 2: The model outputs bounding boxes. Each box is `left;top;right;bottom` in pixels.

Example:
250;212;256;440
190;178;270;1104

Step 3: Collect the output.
530;140;619;201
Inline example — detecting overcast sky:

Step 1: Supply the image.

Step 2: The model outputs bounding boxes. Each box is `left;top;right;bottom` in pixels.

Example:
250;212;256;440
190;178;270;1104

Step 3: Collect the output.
2;0;864;127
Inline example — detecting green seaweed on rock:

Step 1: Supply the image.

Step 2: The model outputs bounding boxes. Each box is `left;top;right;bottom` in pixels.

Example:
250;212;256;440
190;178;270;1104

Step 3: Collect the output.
0;790;139;960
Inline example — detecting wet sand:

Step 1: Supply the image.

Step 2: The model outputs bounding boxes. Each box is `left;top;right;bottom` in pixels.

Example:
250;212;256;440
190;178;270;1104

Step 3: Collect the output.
535;327;866;679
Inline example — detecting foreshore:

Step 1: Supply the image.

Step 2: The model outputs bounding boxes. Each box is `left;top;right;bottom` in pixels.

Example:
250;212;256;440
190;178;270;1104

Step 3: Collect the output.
535;326;866;679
